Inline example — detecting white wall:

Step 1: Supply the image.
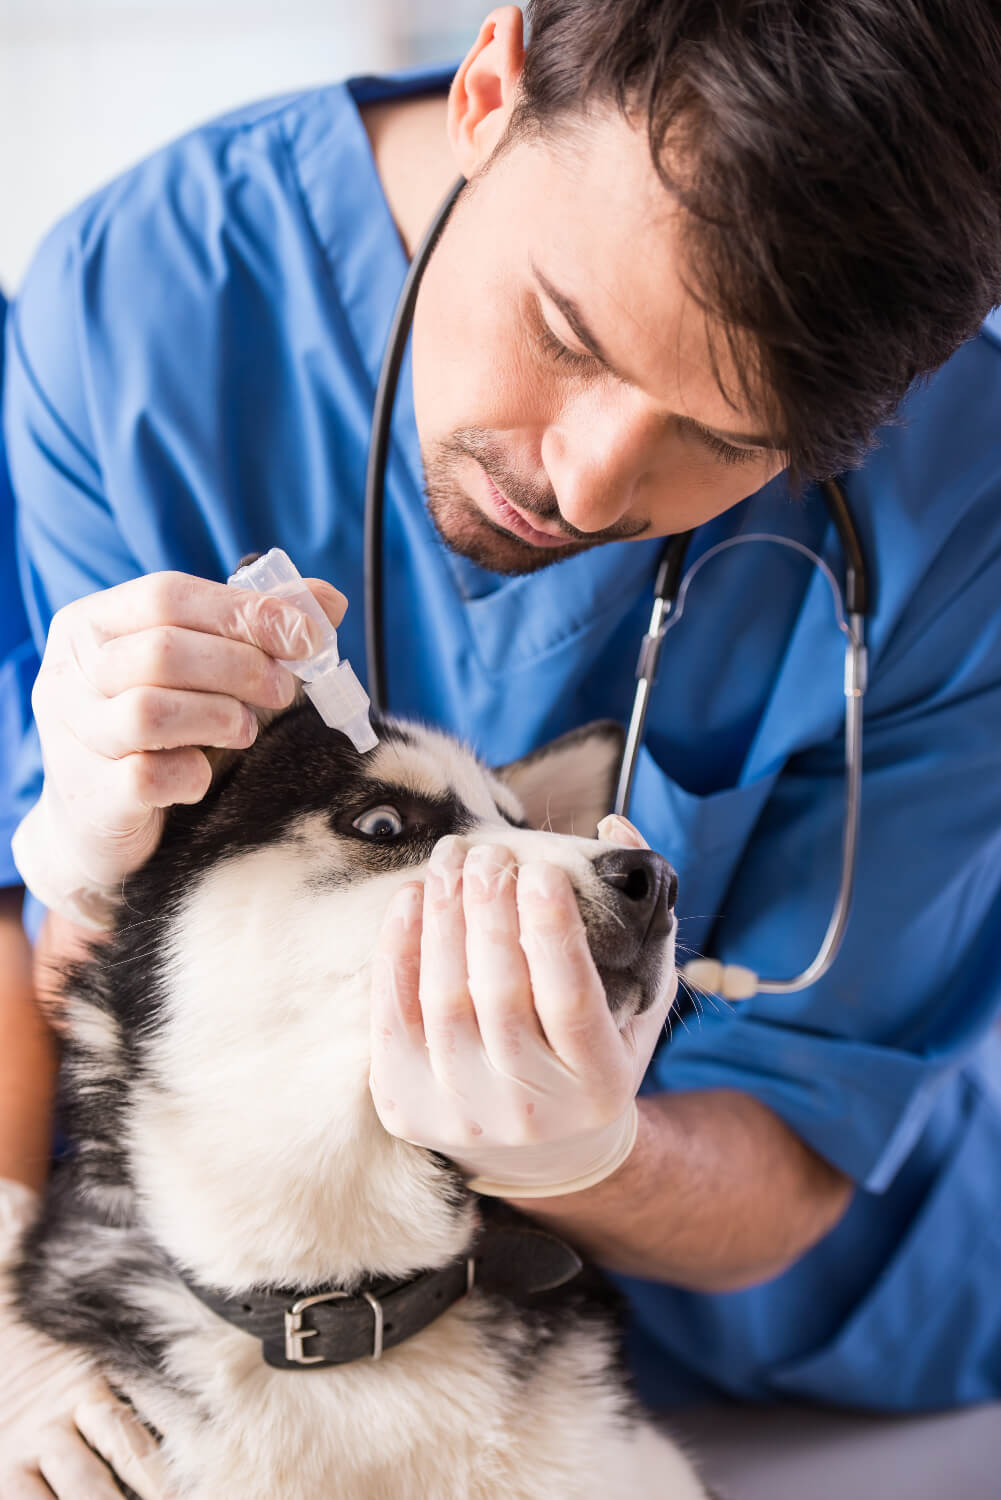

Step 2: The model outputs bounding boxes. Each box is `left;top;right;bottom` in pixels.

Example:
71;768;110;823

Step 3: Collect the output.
0;0;484;291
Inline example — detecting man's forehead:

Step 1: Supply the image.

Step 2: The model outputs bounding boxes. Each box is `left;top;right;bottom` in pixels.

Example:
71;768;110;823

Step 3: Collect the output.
513;114;771;438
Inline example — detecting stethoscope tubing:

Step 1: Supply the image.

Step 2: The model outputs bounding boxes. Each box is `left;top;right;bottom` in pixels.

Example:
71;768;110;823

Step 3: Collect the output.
617;519;869;997
364;176;467;717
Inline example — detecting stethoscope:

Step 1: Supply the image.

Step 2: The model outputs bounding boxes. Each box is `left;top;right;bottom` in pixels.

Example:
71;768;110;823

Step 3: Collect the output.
364;179;872;1002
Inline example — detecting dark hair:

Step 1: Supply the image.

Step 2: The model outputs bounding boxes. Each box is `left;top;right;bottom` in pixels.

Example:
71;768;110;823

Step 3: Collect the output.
509;0;1001;484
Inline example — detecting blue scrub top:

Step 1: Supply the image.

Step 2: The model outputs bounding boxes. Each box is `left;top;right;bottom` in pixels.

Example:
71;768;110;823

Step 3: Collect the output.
0;293;38;889
4;66;1001;1414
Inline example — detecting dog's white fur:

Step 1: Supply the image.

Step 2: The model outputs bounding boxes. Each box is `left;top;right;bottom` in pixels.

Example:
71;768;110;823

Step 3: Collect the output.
42;724;709;1498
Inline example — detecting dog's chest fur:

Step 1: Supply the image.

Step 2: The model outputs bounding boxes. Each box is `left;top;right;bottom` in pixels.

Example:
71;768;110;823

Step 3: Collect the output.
17;712;706;1498
27;1188;700;1499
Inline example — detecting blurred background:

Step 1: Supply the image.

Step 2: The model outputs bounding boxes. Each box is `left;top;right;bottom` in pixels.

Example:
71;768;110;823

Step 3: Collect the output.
0;0;486;290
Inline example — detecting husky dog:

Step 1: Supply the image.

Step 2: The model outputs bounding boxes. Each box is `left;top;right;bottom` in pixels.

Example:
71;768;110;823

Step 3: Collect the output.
16;704;709;1500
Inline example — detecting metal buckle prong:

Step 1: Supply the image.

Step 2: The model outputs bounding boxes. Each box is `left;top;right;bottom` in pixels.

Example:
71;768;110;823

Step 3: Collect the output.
284;1290;349;1365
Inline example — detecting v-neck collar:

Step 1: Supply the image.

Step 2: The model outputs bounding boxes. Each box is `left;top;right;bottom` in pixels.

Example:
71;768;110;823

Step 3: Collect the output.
286;65;456;396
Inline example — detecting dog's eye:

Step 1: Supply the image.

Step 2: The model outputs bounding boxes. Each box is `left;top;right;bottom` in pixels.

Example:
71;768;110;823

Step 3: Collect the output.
352;804;405;839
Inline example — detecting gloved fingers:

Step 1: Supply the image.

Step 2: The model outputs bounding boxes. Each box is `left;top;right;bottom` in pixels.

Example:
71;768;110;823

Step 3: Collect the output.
33;1416;129;1499
0;1178;41;1253
38;699;215;831
370;883;432;1129
516;861;624;1089
84;628;297;714
374;884;426;1031
112;748;218;817
50;572;326;663
0;1465;58;1498
74;1399;177;1500
463;844;547;1069
419;839;485;1085
46;745;207;850
596;813;648;849
623;977;676;1076
300;578;349;630
70;686;258;761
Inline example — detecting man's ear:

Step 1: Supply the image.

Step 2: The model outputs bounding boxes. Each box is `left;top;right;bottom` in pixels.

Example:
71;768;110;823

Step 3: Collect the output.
494;721;625;836
448;5;526;177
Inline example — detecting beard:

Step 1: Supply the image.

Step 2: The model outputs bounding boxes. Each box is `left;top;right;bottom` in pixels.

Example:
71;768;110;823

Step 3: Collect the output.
421;428;648;577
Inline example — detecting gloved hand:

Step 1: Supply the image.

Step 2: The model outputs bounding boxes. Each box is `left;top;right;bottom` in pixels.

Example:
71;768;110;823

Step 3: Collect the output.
0;1178;178;1498
368;815;674;1198
12;571;346;927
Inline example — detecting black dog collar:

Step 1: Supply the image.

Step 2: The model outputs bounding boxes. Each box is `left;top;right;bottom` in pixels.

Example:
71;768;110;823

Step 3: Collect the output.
180;1222;583;1371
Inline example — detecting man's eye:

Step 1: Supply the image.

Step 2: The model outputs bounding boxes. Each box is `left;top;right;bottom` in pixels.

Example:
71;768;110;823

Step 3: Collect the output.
352;805;405;839
537;317;595;372
700;431;760;467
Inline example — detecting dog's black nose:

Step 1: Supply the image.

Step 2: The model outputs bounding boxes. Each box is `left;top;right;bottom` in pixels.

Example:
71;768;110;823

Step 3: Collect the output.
592;847;678;922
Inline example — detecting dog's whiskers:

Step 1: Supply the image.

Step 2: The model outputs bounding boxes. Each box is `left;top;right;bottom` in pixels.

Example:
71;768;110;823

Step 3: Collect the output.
583;887;628;931
677;975;707;1024
672;943;736;1022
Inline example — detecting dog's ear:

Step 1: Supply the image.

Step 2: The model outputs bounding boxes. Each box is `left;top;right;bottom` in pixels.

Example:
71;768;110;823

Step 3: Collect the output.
493;720;625;836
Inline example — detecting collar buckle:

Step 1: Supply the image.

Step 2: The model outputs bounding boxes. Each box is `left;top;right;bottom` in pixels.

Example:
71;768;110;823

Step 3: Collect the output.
284;1288;386;1364
282;1258;472;1366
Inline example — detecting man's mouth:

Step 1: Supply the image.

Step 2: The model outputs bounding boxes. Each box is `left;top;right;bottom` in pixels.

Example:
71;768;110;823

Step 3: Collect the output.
475;467;574;549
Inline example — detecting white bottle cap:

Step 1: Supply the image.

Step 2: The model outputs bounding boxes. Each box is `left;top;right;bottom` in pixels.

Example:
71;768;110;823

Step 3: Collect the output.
304;662;379;752
228;548;378;753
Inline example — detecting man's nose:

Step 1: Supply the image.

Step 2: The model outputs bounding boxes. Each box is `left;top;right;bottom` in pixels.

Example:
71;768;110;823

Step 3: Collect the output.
541;390;662;533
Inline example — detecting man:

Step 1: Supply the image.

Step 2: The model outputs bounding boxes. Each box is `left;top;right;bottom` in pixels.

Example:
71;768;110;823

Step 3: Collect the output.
3;0;1001;1487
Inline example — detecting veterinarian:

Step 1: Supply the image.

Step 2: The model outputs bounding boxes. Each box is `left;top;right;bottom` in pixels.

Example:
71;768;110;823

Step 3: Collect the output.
3;0;1001;1490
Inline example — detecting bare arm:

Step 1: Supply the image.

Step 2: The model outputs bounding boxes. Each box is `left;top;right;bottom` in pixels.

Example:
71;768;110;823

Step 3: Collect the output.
0;888;57;1193
508;1089;854;1291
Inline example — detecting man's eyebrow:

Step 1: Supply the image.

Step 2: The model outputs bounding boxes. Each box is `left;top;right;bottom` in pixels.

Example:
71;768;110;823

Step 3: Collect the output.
532;263;628;380
532;262;784;452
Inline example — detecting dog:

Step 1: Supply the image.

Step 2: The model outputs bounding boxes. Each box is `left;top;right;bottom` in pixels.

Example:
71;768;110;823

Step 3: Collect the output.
16;703;710;1499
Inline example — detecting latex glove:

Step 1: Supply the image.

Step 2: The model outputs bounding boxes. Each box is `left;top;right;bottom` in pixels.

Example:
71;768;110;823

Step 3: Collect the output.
368;815;674;1198
0;1178;178;1498
12;571;346;927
